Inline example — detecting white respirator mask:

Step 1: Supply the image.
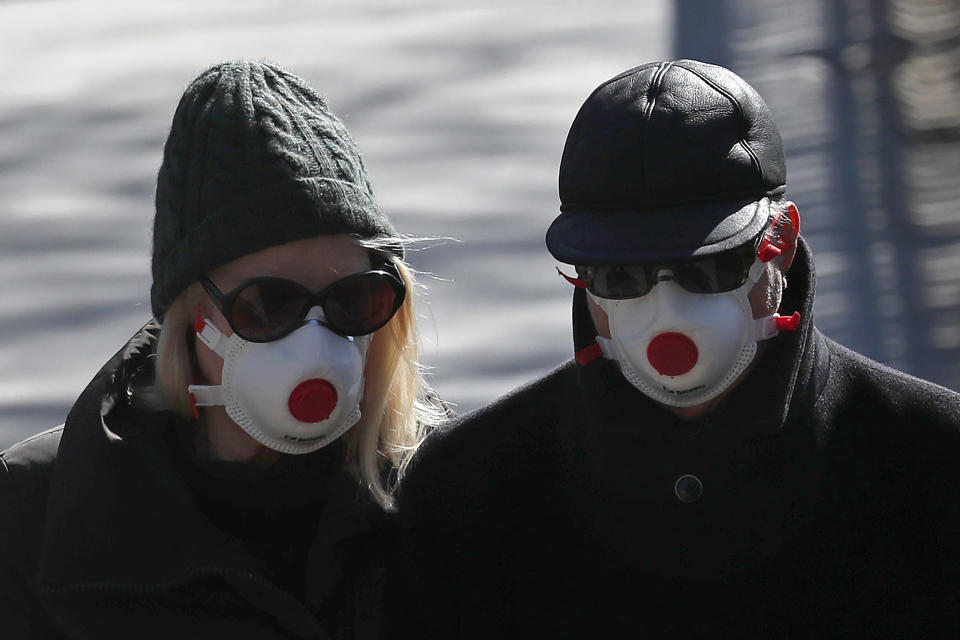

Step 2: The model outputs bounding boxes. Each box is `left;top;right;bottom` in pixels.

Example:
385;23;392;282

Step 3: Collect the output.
588;254;800;407
187;308;369;454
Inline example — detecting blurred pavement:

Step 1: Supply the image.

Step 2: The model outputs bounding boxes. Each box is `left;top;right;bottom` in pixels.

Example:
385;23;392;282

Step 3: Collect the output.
0;0;671;447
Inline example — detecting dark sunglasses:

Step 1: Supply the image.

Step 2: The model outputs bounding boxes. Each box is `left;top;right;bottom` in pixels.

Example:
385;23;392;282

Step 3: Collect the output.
575;236;761;300
199;267;406;342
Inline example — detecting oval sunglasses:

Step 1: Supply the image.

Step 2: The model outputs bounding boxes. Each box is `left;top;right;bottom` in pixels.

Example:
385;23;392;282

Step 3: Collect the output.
199;265;406;343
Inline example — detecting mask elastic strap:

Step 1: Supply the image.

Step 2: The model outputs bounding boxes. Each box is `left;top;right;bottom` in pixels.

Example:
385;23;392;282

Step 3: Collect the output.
187;313;231;414
747;258;768;284
595;336;616;360
194;312;230;358
188;384;225;407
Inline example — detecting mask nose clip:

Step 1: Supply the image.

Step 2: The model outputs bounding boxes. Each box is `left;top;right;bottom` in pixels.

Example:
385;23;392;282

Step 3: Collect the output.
302;305;347;338
302;306;357;341
655;268;675;283
304;305;326;324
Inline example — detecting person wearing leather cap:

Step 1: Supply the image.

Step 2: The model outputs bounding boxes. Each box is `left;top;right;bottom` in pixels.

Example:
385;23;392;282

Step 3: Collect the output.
0;61;446;639
393;60;960;637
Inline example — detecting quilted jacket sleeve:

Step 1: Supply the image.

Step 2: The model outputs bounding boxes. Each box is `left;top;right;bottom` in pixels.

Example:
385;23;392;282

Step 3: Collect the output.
0;429;66;639
0;453;41;637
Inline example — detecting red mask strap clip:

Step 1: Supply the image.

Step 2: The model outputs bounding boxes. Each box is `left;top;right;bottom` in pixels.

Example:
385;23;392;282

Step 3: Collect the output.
757;238;782;263
575;343;603;366
194;309;207;335
188;376;201;420
557;267;586;289
758;209;785;263
775;312;802;332
190;309;206;420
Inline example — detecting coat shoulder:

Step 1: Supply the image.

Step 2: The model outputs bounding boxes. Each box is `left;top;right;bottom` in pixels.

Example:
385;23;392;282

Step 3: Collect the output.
822;336;960;435
0;425;63;521
414;361;576;464
400;361;578;510
0;426;63;574
1;425;64;471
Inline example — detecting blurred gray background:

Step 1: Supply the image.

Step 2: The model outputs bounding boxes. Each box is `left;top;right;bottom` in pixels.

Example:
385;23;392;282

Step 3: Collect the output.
2;0;957;449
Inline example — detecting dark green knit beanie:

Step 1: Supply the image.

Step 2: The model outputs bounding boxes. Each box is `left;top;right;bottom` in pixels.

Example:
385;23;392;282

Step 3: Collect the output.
151;60;398;320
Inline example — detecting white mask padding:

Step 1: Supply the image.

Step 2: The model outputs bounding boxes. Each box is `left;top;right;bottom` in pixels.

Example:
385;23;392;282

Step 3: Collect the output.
597;334;761;408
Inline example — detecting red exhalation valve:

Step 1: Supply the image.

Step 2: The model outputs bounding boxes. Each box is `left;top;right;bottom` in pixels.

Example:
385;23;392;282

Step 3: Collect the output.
647;332;699;376
288;379;338;423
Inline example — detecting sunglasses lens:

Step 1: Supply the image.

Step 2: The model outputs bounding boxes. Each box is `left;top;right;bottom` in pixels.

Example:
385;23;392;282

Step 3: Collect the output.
577;240;757;299
580;265;652;299
323;272;402;336
714;249;754;290
675;245;754;294
232;279;310;341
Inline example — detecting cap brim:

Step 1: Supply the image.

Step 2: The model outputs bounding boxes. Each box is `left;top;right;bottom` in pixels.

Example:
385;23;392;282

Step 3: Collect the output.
546;197;770;265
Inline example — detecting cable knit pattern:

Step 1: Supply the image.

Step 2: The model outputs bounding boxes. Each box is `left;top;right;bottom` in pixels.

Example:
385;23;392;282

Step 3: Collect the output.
151;60;397;319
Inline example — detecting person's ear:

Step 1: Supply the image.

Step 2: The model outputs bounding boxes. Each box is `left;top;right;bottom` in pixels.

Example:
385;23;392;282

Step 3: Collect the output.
759;202;800;272
777;202;800;272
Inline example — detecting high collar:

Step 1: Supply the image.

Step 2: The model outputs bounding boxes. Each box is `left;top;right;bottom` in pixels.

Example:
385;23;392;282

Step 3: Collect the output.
570;236;829;437
36;323;383;597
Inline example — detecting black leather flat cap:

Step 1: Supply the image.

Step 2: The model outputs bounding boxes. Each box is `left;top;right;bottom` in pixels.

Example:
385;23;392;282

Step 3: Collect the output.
547;59;786;265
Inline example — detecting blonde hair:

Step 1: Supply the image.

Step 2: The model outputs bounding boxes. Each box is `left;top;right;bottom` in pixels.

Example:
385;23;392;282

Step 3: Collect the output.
149;237;446;510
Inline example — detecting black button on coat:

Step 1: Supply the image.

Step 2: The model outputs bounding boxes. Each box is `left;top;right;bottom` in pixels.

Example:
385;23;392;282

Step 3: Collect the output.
0;324;391;639
394;238;960;638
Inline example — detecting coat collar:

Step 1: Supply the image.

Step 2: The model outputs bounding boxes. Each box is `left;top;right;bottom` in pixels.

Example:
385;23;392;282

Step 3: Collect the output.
37;322;383;597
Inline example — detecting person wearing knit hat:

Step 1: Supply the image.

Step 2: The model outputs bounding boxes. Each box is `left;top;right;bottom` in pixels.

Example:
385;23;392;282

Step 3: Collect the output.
0;61;445;638
394;60;960;637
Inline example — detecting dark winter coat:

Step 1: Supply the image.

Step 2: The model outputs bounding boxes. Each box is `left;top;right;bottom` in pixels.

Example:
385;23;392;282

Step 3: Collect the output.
395;238;960;638
0;323;390;639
